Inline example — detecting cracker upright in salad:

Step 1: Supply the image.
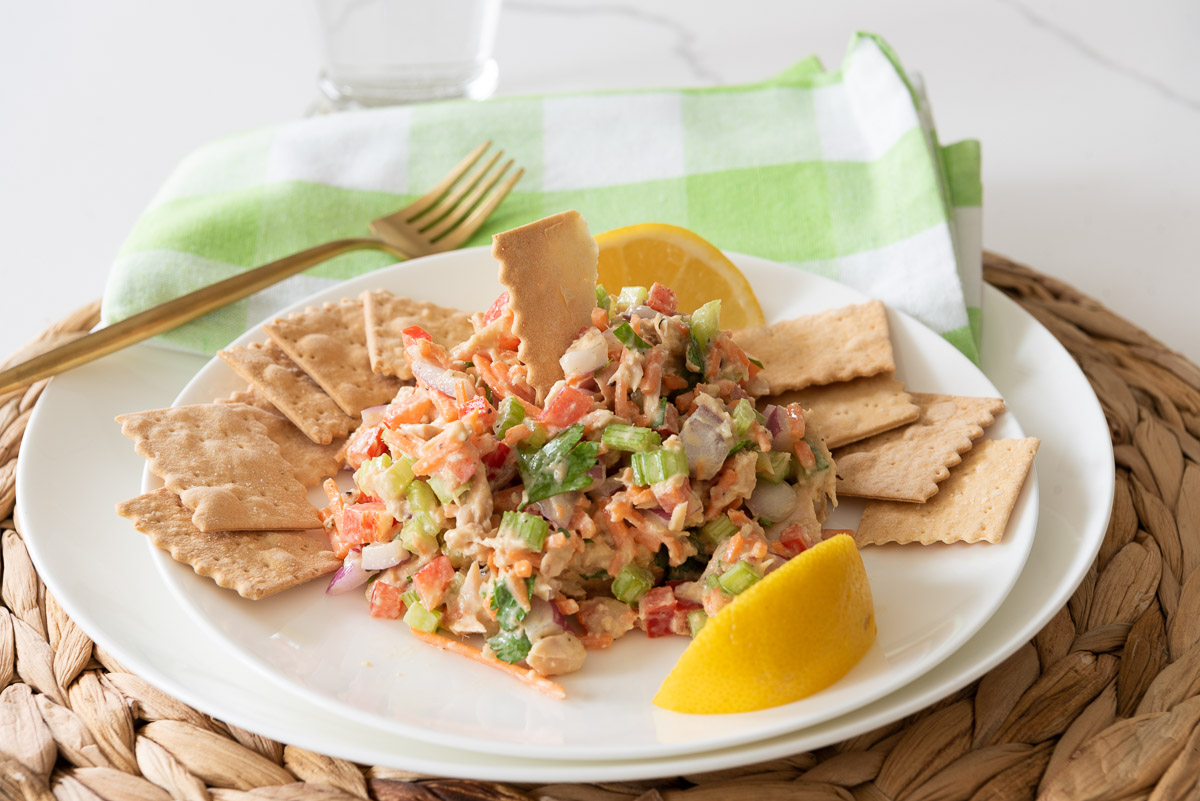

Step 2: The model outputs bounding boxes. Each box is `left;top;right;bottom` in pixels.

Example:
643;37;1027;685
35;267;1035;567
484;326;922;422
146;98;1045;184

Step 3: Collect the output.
320;212;836;690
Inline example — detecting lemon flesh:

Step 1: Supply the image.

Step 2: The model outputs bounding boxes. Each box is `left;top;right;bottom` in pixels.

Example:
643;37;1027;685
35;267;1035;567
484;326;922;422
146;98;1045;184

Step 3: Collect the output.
594;223;766;330
653;534;876;714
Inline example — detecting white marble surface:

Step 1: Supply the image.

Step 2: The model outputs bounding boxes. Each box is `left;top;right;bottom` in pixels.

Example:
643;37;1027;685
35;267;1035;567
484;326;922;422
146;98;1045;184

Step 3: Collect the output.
3;0;1198;365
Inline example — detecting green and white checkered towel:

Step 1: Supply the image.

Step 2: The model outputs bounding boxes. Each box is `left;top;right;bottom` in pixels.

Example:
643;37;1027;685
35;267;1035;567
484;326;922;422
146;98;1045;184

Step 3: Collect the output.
102;32;983;361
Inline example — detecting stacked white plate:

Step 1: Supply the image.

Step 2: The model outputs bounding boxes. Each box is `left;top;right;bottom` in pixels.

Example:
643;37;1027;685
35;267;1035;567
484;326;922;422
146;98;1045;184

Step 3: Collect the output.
17;251;1112;781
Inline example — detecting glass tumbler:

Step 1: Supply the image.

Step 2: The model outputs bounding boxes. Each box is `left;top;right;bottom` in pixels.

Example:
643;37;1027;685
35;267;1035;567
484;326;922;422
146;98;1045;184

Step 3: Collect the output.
314;0;501;108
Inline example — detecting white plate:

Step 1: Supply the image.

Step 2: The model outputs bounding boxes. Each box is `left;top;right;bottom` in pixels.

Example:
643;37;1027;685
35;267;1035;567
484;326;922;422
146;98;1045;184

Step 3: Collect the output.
147;250;1036;761
16;281;1109;781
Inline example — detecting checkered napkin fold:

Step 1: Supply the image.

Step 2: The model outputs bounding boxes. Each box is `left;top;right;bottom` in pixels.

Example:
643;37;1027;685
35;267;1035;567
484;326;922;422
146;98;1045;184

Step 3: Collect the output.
101;32;983;362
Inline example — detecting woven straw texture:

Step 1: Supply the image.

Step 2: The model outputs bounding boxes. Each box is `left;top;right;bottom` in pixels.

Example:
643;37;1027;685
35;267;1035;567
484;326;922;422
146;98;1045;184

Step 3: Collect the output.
3;252;1199;801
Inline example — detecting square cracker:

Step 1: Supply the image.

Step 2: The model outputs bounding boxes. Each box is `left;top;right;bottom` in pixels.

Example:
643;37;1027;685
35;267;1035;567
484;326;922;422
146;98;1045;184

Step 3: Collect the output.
226;403;343;487
263;298;403;416
732;300;895;394
834;393;1006;502
218;341;356;445
362;290;474;380
855;437;1040;545
493;210;599;404
117;489;340;599
769;373;920;449
117;404;321;532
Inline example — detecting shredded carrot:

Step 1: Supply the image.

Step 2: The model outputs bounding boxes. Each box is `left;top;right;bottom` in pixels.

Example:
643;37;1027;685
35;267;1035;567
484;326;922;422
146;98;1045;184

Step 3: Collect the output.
591;306;609;329
408;629;566;699
661;374;688;391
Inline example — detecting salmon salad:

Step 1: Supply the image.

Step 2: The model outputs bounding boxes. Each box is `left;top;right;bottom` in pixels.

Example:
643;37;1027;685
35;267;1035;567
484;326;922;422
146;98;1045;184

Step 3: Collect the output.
319;276;837;688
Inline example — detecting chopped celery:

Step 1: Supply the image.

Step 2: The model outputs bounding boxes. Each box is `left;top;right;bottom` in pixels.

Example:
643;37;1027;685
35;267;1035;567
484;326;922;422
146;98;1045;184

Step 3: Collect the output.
613;322;650;350
427;476;465;504
756;450;792;484
401;589;420;607
806;434;830;473
601;424;661;453
630;448;688;486
494;396;526;438
612;564;654;604
617;285;649;310
525;421;549;448
719;560;762;595
651;398;669;428
690;300;722;348
405;480;438;514
732;399;756;436
688;609;708;638
595;283;611;312
499;510;549;552
400;514;439;555
705;573;722;589
700;515;738;548
376;457;415;500
403;600;442;633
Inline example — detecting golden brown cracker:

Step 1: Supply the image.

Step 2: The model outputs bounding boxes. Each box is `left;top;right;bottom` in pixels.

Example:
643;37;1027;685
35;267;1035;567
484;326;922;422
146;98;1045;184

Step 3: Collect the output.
772;373;920;449
834;393;1006;502
733;300;895;394
228;403;343;488
855;437;1040;545
493;210;599;404
117;489;339;599
218;386;277;413
117;404;321;532
263;298;403;416
218;341;357;445
362;290;474;380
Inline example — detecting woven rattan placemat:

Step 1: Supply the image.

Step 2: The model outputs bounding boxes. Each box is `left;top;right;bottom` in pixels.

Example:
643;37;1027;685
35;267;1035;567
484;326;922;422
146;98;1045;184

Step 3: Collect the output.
3;252;1198;801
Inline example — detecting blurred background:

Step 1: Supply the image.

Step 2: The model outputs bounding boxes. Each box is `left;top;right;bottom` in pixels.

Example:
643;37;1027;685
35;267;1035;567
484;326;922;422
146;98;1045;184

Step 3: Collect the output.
3;0;1198;362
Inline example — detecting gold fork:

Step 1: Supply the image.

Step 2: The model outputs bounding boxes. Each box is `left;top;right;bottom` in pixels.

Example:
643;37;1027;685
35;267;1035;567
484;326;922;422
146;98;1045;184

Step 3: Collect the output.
0;141;524;396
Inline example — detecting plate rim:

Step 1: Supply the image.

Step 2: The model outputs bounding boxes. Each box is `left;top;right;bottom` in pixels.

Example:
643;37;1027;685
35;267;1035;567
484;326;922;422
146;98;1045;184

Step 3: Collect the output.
12;277;1111;781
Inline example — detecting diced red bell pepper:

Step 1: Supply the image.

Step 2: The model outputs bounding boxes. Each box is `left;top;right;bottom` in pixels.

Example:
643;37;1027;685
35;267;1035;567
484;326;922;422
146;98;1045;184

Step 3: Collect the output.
458;395;495;432
402;325;432;342
646;282;677;315
540;385;592;429
341;502;395;547
344;424;386;469
670;597;701;637
638;586;679;638
481;442;511;482
772;523;810;558
369;581;405;619
412;555;455;610
483;291;510;325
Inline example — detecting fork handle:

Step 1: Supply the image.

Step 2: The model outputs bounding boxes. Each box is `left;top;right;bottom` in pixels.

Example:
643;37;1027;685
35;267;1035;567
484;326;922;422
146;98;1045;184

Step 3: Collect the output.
0;237;401;396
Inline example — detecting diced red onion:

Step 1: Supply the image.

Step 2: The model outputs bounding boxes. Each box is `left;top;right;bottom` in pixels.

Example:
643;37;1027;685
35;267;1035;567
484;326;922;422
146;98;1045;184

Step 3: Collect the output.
536;492;579;527
560;329;609;378
361;405;388;427
524;598;566;642
746;480;798;522
630;304;658;319
325;549;370;595
360;540;409;571
680;401;734;481
647;507;672;523
763;404;794;451
586;464;606;482
588;477;624;497
411;361;468;397
763;405;783;435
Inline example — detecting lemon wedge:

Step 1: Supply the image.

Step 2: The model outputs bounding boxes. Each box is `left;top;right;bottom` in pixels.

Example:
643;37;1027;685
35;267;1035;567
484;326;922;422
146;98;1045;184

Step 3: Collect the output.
653;534;876;714
594;223;766;330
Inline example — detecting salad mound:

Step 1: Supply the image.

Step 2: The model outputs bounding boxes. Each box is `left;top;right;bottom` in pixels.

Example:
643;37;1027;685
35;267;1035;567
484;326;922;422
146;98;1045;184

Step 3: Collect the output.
319;279;836;687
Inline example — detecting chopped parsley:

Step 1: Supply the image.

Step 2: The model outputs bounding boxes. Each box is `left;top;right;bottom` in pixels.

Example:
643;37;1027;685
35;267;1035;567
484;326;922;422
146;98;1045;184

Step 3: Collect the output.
613;322;650;350
487;631;532;665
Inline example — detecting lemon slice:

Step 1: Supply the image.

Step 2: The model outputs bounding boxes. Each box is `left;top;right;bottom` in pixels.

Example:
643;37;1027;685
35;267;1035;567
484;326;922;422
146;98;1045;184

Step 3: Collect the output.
594;223;766;330
653;534;876;714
